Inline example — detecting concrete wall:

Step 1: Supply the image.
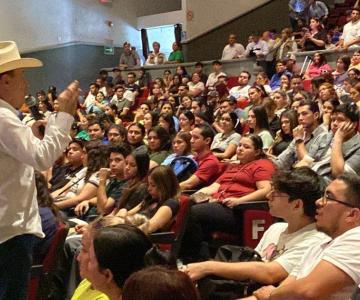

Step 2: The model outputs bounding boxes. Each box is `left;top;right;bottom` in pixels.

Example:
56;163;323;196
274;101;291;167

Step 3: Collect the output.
136;0;181;17
0;0;141;52
183;0;290;62
185;0;271;40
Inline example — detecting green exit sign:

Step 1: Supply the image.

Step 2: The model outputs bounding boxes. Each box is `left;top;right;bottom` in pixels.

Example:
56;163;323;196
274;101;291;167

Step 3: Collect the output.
104;46;114;55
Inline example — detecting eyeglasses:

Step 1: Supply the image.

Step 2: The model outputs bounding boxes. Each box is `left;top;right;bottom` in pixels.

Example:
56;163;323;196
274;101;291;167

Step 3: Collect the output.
320;193;359;208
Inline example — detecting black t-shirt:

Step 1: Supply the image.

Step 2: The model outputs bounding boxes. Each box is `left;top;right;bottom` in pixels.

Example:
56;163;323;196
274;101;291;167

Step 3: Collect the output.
140;198;180;219
49;164;84;192
304;30;327;51
125;83;140;93
106;178;127;200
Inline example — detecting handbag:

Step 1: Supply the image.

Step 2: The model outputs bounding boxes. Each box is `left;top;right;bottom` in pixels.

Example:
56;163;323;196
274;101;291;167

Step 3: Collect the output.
197;245;263;300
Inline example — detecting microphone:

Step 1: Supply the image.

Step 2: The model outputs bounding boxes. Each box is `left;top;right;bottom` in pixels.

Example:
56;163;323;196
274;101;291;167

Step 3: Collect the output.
25;95;45;135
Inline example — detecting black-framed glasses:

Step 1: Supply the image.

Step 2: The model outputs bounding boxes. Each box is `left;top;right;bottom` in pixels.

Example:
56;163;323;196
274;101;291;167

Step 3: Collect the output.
321;193;359;208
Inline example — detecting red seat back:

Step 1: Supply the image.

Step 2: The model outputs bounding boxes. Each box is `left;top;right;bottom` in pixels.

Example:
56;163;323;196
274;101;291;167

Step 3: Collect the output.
242;209;273;248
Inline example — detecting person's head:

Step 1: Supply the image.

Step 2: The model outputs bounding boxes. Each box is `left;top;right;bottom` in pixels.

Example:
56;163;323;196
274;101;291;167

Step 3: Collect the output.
115;85;125;99
143;112;159;131
280;74;291;90
322;98;340;116
66;139;85;166
172;131;191;156
195;111;211;126
348;68;360;80
179;110;195;132
194;62;203;74
105;103;118;117
172;41;180;51
219;98;235;114
349;82;360;102
212;60;222;72
350;8;360;23
87;225;152;294
191;99;205;115
280;109;298;136
108;124;126;145
220;111;239;134
148;126;171;152
140;103;150;115
181;94;192;109
236;134;265;163
297;99;320;129
238;71;251;86
127;72;136;84
160;102;174;115
53;99;60;112
84;142;109;180
176;65;186;76
173;74;181;85
158;112;175;135
281;27;292;40
191;72;201;84
147;166;179;202
318;82;336;102
309;17;322;31
89;83;99;95
88;119;105;141
163;69;171;78
178;85;189;98
38;100;48;113
248;86;263;104
152;41;160;53
351;50;360;65
124;146;149;180
272;90;289;110
256;72;269;86
191;125;214;153
336;55;351;72
262;31;272;41
290;75;304;92
316;174;360;238
109;144;131;177
228;33;237;45
269;167;325;221
123;42;131;53
275;60;286;74
248;105;269;131
127;123;145;146
122;266;200;300
331;103;359;135
312;52;326;66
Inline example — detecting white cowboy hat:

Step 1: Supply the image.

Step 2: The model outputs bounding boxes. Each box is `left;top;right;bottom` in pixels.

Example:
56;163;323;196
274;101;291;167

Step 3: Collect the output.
0;41;42;73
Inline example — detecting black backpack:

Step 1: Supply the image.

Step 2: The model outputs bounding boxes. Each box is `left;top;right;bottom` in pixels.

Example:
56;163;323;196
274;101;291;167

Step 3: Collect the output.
169;156;198;182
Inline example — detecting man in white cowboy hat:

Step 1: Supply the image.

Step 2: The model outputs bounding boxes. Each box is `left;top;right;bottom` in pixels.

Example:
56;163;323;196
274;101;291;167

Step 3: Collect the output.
0;41;80;299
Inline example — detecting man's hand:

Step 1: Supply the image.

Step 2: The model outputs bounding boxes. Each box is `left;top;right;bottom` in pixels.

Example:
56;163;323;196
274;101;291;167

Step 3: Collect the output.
292;125;305;140
184;261;212;281
99;168;111;182
74;201;90;217
31;120;47;139
253;285;276;300
58;81;81;116
334;121;355;143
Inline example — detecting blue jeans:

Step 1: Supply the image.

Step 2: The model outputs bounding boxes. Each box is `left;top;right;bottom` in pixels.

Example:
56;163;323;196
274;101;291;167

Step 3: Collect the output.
0;234;36;300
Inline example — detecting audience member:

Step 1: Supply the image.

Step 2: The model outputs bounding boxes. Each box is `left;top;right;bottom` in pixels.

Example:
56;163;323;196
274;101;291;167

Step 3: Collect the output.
307;0;329;20
206;60;227;89
221;33;245;60
145;41;166;65
123;266;200;300
270;60;292;90
301;17;327;51
252;173;360;300
166;42;184;64
180;125;221;190
304;52;332;79
185;167;326;298
119;42;141;68
337;8;360;50
248;105;274;150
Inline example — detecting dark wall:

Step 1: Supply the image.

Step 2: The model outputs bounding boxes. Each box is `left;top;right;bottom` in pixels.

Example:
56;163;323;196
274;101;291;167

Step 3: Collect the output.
22;44;123;95
136;0;181;16
183;0;291;62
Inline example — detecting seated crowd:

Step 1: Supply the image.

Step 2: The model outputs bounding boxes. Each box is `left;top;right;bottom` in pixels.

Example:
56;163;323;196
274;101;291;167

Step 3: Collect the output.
21;5;360;300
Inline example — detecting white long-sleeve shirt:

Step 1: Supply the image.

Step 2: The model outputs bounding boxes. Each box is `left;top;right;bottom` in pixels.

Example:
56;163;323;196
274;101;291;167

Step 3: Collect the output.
0;99;73;244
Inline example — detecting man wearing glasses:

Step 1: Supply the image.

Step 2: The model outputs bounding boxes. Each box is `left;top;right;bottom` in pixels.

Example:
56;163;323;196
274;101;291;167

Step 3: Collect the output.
253;173;360;300
184;167;327;298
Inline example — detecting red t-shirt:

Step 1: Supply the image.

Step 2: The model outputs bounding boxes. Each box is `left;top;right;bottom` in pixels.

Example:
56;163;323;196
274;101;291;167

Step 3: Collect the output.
194;151;222;186
212;159;275;201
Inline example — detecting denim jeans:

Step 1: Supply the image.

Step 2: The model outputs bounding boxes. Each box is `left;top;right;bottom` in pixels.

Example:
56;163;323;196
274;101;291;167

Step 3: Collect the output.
0;234;36;300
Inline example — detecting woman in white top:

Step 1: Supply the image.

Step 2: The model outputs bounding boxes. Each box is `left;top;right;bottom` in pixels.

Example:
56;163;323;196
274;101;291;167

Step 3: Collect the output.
211;112;241;160
247;105;274;151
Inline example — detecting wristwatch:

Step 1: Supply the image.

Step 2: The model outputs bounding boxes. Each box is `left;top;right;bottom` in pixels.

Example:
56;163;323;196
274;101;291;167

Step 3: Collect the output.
295;138;304;144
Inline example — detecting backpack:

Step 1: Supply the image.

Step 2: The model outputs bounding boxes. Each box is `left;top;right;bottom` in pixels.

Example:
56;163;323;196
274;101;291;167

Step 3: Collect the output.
169;156;198;182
